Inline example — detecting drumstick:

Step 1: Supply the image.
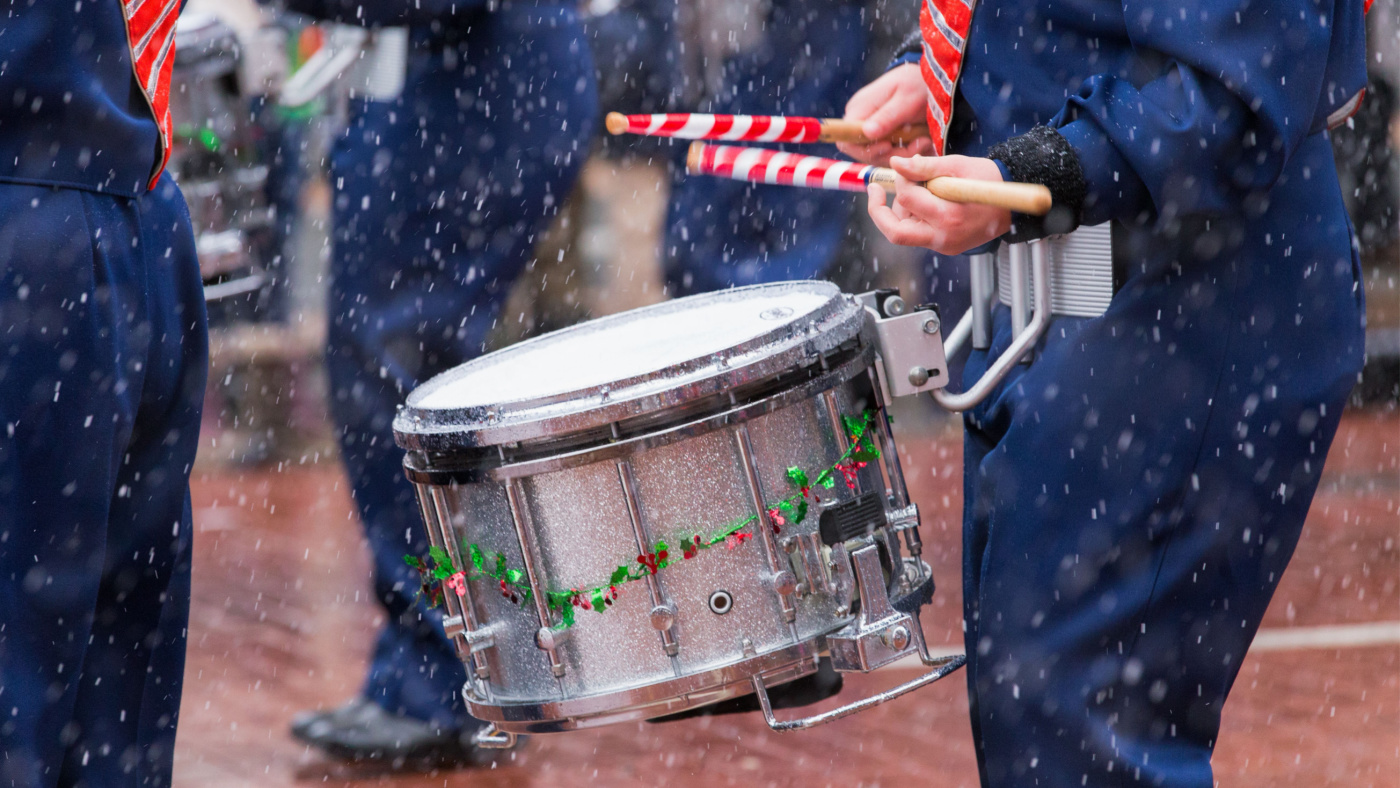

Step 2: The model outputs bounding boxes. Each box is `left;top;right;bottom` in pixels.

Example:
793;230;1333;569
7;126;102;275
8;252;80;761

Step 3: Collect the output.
605;111;929;146
686;142;1053;216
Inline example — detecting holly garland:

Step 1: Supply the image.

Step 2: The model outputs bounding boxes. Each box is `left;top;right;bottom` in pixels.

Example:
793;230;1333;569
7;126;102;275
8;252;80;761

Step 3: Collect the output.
405;409;882;630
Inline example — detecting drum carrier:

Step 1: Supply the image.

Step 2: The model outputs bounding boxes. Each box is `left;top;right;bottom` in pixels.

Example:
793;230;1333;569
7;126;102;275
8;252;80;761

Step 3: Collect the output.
393;282;966;745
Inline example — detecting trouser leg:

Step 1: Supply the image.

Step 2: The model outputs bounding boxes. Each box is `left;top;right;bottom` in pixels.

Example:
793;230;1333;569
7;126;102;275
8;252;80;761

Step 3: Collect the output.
0;178;205;788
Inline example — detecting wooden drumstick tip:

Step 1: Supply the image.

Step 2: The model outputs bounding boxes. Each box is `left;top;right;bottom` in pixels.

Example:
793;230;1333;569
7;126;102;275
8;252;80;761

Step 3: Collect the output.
686;141;705;174
605;112;629;135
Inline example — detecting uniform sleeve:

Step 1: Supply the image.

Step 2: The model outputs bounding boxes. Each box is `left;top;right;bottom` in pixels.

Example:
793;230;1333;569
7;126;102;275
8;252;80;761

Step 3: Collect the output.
282;0;486;27
1048;0;1340;228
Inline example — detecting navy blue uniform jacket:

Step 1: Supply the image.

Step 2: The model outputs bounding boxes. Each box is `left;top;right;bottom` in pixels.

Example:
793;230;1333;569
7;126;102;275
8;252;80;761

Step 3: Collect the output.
0;2;164;195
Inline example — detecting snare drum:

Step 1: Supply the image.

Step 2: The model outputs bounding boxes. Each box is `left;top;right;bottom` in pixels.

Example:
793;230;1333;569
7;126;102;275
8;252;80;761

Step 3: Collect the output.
393;281;963;739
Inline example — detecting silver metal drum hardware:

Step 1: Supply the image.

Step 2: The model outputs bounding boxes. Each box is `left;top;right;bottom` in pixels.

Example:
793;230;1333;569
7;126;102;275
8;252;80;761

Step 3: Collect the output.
782;532;832;596
504;481;567;678
421;488;492;680
855;289;950;399
734;425;799;627
886;503;924;561
617;459;681;657
826;542;857;617
827;546;915;672
860;225;1114;413
929;239;1051;412
470;723;520;750
750;540;967;731
443;616;503;655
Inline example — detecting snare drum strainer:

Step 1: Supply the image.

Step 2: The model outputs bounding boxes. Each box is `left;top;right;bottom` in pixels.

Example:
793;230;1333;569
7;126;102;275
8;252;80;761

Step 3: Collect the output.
393;281;964;743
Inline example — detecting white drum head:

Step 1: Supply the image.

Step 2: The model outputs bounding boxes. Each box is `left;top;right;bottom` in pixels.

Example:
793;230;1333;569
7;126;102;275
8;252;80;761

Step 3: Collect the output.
396;281;867;450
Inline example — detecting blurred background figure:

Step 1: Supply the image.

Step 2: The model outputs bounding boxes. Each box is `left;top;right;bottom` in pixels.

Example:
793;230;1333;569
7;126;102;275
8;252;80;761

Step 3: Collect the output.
244;0;598;767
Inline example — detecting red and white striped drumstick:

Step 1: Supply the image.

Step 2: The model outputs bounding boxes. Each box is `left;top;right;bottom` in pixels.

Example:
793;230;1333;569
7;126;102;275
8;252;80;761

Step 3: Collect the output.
687;140;876;191
605;112;928;146
686;142;1053;215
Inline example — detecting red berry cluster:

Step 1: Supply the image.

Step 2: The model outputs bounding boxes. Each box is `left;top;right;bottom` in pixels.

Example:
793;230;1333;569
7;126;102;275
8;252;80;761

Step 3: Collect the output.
681;535;703;560
637;548;668;575
498;578;521;604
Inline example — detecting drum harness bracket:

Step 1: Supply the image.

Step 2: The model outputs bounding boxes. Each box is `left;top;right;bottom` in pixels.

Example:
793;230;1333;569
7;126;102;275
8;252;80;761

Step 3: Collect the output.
860;224;1114;413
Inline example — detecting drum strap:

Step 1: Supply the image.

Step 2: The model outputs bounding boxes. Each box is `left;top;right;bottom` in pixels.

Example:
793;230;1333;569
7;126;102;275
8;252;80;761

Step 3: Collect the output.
995;223;1116;319
119;0;181;190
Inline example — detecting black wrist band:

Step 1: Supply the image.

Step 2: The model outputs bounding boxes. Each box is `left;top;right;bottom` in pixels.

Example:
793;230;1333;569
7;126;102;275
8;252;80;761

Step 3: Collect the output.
987;125;1088;240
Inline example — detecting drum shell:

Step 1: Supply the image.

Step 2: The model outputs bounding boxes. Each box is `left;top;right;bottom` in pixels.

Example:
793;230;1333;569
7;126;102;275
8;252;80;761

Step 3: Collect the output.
411;368;888;721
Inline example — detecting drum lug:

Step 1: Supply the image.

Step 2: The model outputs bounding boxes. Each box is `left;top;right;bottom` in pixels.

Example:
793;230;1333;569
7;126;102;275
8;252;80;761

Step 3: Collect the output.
826;545;919;672
765;569;799;598
443;617;499;678
536;625;572;652
649;603;677;632
827;542;857;617
886;503;923;560
782;533;833;597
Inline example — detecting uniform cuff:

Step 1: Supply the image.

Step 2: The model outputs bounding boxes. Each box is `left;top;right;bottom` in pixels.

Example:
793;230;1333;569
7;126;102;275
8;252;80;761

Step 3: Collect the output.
1055;119;1151;228
987;125;1087;241
888;29;923;70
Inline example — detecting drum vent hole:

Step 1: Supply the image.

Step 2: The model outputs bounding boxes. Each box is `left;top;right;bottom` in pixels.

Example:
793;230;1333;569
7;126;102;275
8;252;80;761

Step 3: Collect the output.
708;590;733;615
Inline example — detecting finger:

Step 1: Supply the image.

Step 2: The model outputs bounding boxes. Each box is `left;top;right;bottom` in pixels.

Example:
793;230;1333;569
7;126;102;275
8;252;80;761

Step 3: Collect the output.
894;177;951;221
861;94;926;144
844;76;898;121
889;154;961;183
836;140;891;165
868;185;934;248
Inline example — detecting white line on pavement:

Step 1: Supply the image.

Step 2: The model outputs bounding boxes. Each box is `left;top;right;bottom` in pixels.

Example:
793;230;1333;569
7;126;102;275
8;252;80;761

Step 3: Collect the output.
888;621;1400;670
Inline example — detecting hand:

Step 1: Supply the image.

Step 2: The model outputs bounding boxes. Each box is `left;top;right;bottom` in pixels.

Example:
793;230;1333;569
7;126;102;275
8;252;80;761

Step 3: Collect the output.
865;155;1012;255
836;64;932;167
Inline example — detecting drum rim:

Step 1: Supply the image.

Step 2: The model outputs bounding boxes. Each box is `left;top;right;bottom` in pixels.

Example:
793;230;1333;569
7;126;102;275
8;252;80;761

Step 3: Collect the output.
402;345;877;483
394;281;868;452
462;639;825;733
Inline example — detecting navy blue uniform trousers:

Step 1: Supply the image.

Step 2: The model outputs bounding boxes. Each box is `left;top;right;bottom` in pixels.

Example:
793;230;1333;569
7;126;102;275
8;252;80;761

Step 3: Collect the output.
0;175;207;787
323;6;597;726
959;134;1364;787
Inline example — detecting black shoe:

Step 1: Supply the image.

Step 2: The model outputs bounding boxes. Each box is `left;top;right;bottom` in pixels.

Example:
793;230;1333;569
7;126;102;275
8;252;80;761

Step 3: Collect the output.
649;658;844;723
290;698;503;767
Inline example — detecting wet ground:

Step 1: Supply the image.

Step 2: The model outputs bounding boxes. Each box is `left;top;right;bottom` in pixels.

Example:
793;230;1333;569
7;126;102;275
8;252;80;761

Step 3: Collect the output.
173;405;1399;787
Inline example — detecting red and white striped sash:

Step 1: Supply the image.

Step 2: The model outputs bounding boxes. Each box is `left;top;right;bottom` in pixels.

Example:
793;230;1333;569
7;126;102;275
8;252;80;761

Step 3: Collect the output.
919;0;976;155
119;0;180;189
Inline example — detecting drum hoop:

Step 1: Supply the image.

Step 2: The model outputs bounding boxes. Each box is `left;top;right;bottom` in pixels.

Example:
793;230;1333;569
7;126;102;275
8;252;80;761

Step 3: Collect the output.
401;343;877;484
394;284;866;451
462;638;825;733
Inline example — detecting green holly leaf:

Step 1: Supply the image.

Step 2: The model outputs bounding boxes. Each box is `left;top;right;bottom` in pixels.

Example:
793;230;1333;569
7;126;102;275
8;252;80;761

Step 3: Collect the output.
609;565;630;585
428;545;451;570
817;470;836;489
590;588;607;613
505;568;524;585
786;466;809;488
793;498;809;525
494;553;508;578
778;500;795;517
559;601;575;628
404;555;424;570
469;544;485;571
